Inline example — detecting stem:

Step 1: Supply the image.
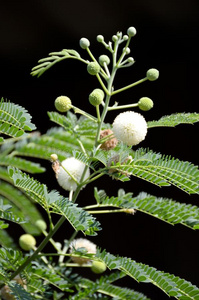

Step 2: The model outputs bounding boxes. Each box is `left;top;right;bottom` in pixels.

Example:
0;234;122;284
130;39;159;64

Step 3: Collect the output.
108;102;138;111
96;105;101;123
111;77;148;95
72;106;97;122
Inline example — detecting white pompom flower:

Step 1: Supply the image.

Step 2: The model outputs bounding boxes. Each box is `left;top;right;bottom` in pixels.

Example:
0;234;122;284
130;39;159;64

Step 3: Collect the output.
112;111;147;146
69;238;97;265
56;157;90;191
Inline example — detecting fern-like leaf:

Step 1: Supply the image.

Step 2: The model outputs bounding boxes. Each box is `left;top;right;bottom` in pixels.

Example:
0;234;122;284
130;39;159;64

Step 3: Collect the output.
31;49;82;77
0;155;45;173
96;249;199;299
8;167;101;236
148;112;199;128
8;282;33;300
50;195;101;236
0;98;36;140
93;188;199;229
110;148;199;194
0;199;26;225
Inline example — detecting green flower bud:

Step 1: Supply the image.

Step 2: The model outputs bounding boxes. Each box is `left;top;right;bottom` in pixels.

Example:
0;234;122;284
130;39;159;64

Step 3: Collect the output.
87;62;101;75
127;57;134;63
96;35;104;42
138;97;154;111
35;219;47;232
123;34;128;41
99;55;110;66
146;68;159;81
127;26;137;37
55;96;72;112
112;35;118;42
19;234;36;251
123;47;130;54
91;261;107;274
89;88;105;106
79;37;90;49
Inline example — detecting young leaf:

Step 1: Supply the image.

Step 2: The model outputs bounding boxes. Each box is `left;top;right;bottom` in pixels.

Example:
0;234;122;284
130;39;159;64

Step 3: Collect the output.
0;98;36;139
147;112;199;128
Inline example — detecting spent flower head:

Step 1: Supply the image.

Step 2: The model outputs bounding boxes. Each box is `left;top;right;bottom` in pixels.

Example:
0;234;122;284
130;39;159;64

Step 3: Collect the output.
112;111;147;146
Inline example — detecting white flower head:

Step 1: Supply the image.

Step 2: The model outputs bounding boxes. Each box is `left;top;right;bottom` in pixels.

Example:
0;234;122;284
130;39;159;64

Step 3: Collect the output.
69;238;97;265
56;157;90;191
112;111;147;146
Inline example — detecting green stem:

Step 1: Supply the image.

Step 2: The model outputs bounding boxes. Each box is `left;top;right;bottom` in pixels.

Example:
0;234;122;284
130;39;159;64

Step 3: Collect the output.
108;102;138;111
72;106;97;122
96;105;101;123
111;77;148;95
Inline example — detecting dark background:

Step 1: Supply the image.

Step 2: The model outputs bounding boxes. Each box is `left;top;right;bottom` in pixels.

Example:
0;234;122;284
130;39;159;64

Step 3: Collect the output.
1;1;199;299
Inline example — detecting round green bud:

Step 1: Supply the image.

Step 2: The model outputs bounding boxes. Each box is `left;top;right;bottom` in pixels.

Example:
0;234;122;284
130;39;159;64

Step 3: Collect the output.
127;57;134;63
123;47;130;54
89;89;105;106
19;234;36;251
87;62;101;75
35;220;47;232
99;55;110;66
96;35;104;42
91;261;107;274
123;34;128;41
55;96;72;112
138;97;154;111
112;35;118;42
127;26;137;37
79;38;90;49
146;68;159;81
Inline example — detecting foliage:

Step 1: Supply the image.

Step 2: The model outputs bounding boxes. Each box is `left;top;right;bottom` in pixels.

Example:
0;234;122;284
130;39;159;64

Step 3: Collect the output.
1;27;199;300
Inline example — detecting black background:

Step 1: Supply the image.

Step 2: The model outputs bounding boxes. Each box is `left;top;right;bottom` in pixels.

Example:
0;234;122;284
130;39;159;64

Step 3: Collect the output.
1;1;199;299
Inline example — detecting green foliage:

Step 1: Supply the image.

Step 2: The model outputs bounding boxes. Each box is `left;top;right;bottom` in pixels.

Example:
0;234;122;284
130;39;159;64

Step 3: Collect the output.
0;98;36;142
1;27;199;300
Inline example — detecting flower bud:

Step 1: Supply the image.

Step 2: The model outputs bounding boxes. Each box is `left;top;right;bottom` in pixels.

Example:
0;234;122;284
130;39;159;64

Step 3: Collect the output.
127;57;134;63
79;37;90;49
50;153;58;161
123;35;128;41
99;55;110;66
138;97;154;111
91;261;107;274
87;62;101;75
35;219;47;232
19;234;36;251
89;89;104;106
123;47;130;54
112;35;118;42
146;68;159;81
96;35;104;42
55;96;72;112
127;27;137;37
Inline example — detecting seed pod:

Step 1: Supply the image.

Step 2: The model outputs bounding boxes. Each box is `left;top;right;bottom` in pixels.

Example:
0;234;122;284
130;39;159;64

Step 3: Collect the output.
91;261;107;274
138;97;154;111
55;96;72;112
146;68;159;81
87;62;101;75
89;88;104;106
19;234;36;251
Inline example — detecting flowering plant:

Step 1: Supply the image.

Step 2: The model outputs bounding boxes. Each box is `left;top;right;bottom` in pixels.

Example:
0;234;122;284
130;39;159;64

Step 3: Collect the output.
1;26;199;299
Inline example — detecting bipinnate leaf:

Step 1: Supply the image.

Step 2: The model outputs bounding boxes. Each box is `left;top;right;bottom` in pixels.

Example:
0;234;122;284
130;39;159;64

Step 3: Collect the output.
0;98;36;139
93;188;199;229
148;112;199;128
31;49;82;77
96;249;199;299
8;167;101;236
111;148;199;194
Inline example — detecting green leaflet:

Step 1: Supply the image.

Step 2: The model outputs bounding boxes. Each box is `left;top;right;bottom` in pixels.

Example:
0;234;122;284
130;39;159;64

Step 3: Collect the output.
31;49;82;77
8;167;101;236
0;98;36;139
96;249;199;299
0;155;45;173
8;282;33;300
110;148;199;194
93;188;199;229
147;112;199;128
